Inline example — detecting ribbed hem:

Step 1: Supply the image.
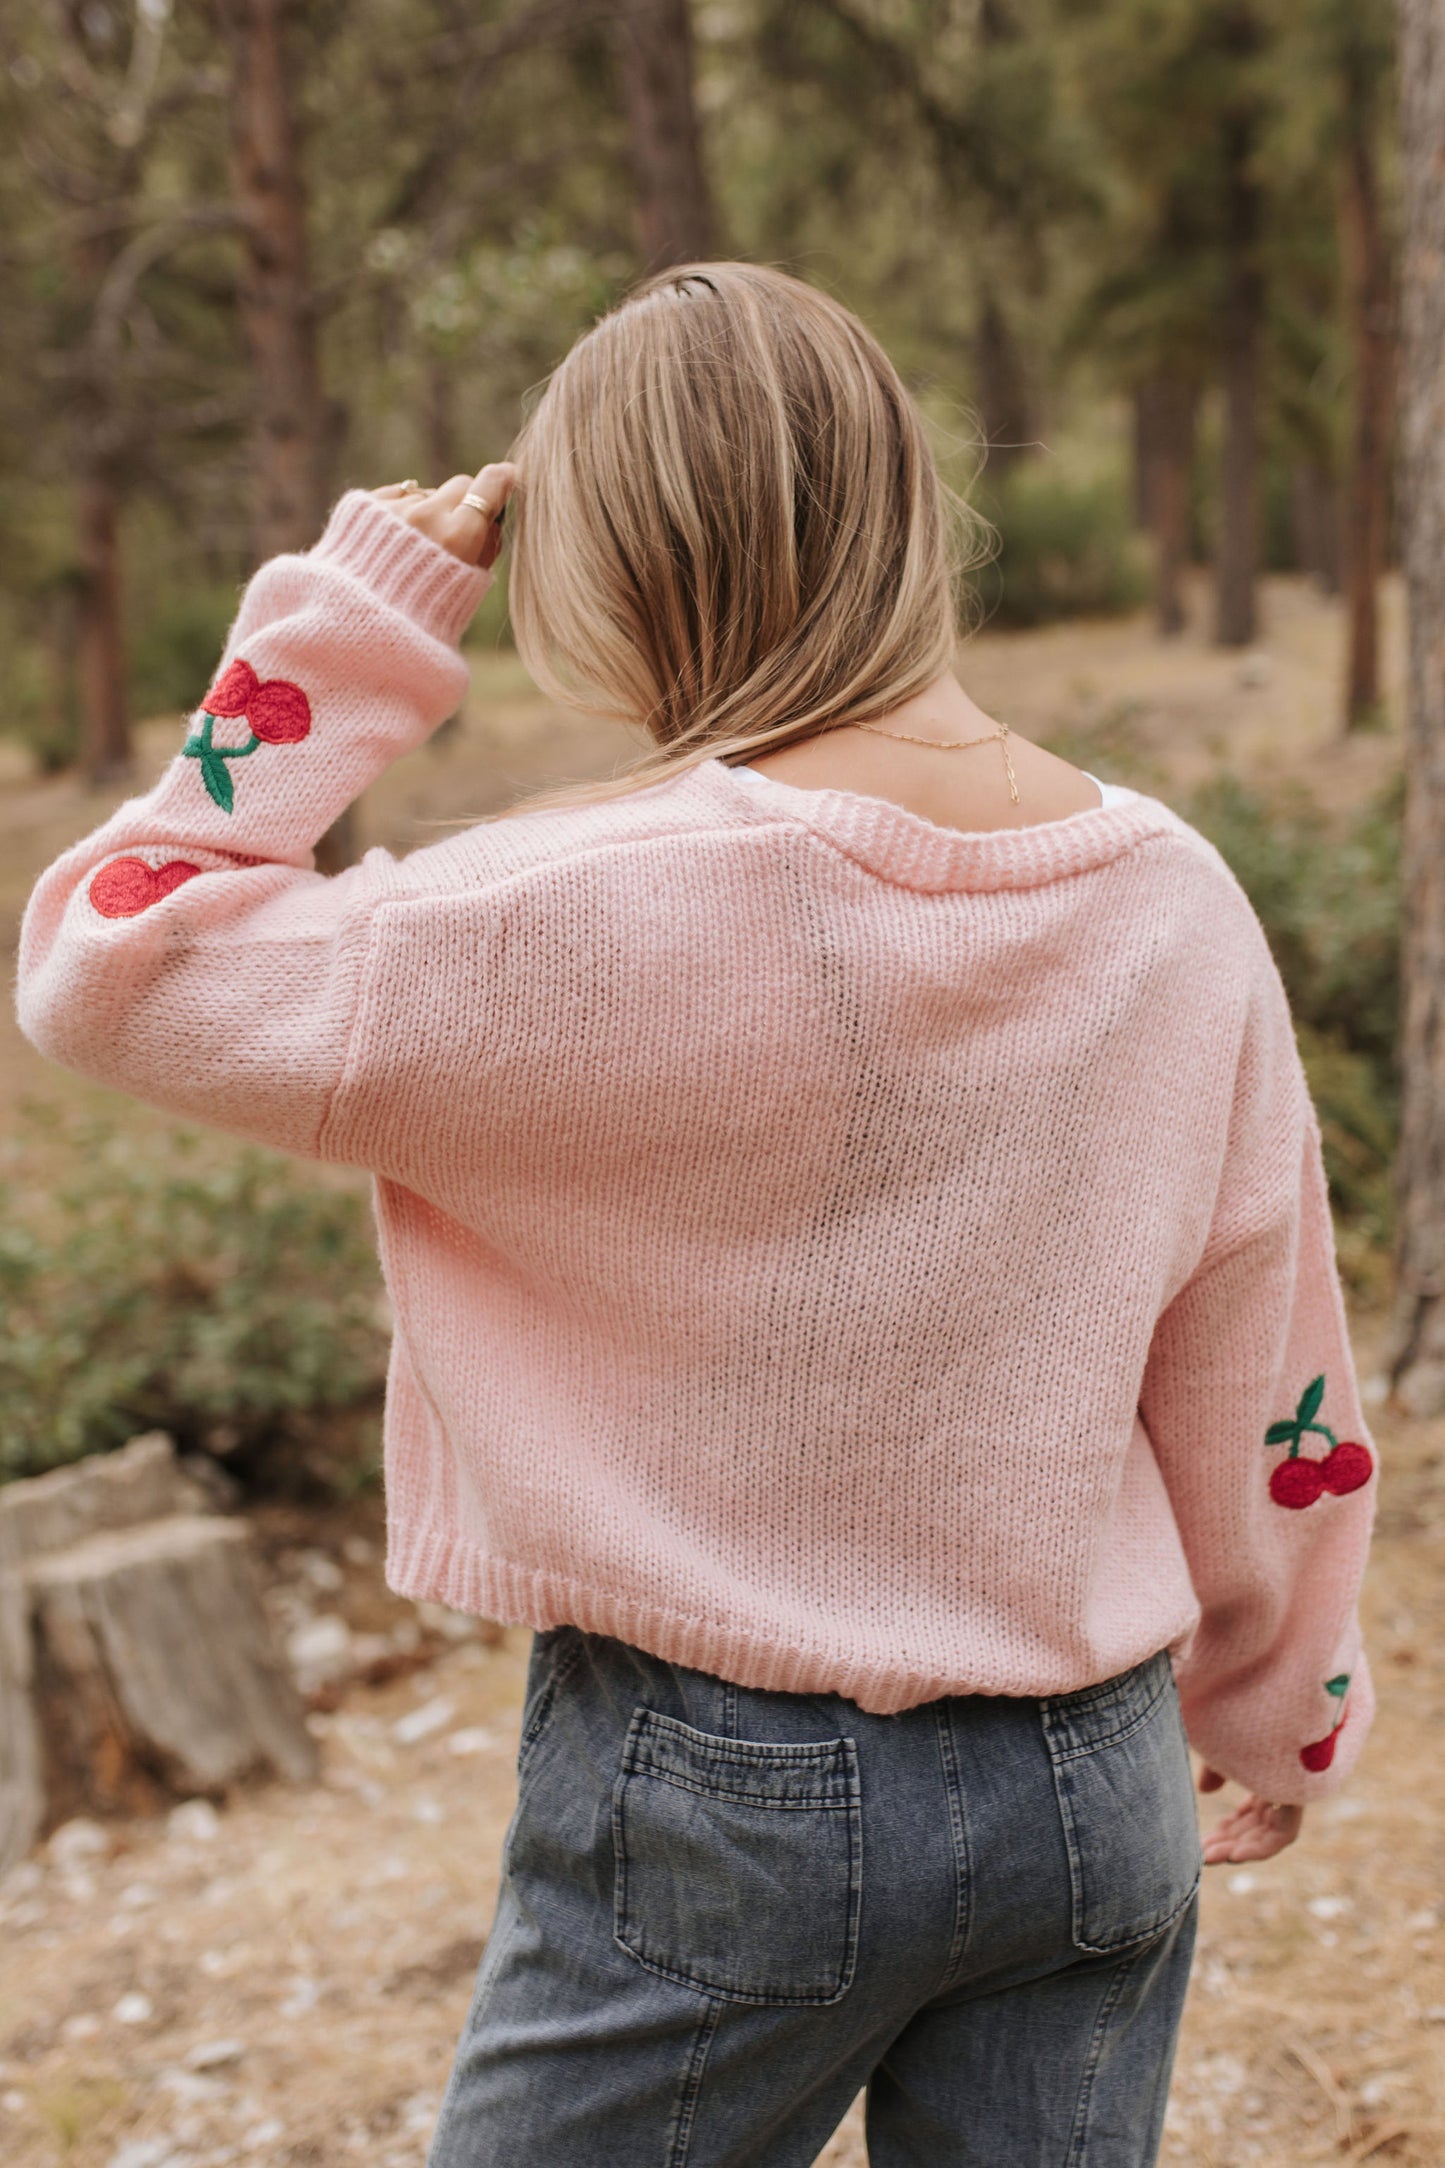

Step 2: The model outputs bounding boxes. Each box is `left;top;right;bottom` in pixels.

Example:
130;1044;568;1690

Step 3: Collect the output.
310;490;492;646
384;1520;1199;1719
714;759;1183;893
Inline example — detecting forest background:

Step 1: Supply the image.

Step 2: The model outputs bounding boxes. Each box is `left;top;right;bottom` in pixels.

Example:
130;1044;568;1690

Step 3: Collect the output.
4;5;1445;2166
0;0;1415;1476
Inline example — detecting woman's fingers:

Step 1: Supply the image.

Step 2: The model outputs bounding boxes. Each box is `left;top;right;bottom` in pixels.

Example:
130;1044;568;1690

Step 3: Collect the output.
439;463;520;567
1201;1795;1304;1865
371;464;520;566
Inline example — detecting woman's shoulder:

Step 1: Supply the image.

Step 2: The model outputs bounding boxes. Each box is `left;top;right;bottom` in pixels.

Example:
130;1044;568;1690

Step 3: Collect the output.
381;759;1266;955
385;760;740;902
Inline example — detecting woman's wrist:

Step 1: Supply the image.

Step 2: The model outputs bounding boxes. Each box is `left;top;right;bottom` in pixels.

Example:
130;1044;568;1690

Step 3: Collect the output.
310;490;493;647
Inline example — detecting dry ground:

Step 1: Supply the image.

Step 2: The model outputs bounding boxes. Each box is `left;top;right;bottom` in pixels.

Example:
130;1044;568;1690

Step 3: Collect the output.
0;569;1441;2167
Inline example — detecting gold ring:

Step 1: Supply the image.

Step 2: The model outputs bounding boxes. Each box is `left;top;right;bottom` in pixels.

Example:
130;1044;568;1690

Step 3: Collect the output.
461;492;495;519
400;478;424;494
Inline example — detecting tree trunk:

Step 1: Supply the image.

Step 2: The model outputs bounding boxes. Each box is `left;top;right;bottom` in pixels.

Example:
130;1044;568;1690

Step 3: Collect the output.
972;0;1036;483
1289;459;1341;592
614;0;717;269
218;0;353;869
1339;33;1397;732
974;283;1036;483
222;0;326;556
1138;375;1197;638
1215;15;1265;649
1132;382;1150;527
76;470;131;784
423;353;458;490
1384;0;1445;1415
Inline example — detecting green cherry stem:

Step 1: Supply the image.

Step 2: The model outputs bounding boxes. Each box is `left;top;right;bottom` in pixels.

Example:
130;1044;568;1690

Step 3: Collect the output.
183;713;261;760
1282;1419;1339;1459
183;712;262;813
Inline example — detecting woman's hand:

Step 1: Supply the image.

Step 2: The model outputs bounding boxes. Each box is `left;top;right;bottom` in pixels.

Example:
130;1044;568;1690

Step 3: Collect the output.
1198;1764;1305;1864
371;462;519;571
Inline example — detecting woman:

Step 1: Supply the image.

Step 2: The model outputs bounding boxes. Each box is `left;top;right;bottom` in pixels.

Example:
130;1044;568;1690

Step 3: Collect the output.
18;263;1375;2166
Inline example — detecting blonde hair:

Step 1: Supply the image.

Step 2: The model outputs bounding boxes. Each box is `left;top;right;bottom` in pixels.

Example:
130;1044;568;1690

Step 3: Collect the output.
504;262;989;802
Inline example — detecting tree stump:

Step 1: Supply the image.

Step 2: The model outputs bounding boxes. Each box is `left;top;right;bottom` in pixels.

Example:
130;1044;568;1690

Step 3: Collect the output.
0;1436;316;1875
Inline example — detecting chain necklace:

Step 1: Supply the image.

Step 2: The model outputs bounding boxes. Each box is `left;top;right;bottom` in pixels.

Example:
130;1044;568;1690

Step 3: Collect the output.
849;716;1020;805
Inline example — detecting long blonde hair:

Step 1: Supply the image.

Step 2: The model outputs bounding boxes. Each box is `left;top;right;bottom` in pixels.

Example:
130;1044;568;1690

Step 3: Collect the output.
504;262;989;802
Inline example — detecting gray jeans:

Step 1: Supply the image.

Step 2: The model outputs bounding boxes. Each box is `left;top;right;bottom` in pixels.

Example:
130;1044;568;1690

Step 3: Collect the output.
428;1630;1201;2166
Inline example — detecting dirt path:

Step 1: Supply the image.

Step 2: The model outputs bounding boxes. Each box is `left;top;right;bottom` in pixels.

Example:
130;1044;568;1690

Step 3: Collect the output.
1;571;1440;2164
1;1339;1441;2168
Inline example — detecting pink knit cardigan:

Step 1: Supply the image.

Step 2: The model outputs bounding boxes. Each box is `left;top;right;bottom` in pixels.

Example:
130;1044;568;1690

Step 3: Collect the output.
16;493;1377;1803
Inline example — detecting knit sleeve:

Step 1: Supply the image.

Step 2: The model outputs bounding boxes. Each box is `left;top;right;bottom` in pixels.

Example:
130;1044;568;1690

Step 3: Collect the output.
14;493;489;1161
1138;928;1377;1804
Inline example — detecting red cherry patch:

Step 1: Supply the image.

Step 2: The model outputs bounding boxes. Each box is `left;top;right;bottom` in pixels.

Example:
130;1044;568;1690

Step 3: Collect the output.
1268;1457;1325;1510
200;658;310;745
1299;1732;1338;1772
1319;1442;1372;1495
89;858;201;918
1265;1374;1372;1511
203;658;259;718
246;678;311;744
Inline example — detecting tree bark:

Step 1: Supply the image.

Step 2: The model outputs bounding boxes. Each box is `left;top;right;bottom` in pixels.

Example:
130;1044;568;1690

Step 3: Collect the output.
1214;10;1265;649
1385;0;1445;1415
1289;459;1341;592
974;283;1036;483
614;0;717;269
1339;31;1397;732
1138;374;1197;638
423;353;458;490
221;0;327;557
218;0;350;868
76;470;131;783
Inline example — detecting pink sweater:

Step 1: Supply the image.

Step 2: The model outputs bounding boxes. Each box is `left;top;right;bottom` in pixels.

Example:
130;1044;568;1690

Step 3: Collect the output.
16;492;1376;1803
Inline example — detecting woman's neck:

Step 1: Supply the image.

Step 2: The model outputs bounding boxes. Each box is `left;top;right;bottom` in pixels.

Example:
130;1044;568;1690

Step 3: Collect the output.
745;673;1103;835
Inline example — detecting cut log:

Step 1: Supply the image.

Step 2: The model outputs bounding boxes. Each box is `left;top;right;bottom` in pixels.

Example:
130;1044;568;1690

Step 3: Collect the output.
0;1431;212;1572
0;1436;315;1875
0;1568;42;1881
26;1515;317;1827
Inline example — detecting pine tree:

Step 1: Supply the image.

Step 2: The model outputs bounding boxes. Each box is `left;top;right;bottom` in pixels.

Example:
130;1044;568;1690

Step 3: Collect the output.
1386;0;1445;1415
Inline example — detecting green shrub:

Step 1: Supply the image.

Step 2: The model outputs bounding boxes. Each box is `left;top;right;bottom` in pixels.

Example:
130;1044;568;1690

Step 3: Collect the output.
973;466;1151;629
0;1113;387;1486
1177;769;1401;1276
128;584;242;722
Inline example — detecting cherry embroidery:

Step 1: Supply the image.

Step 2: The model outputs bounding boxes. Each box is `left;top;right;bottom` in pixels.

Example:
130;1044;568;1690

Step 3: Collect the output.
89;858;200;917
1264;1373;1372;1509
184;657;311;812
1299;1672;1350;1771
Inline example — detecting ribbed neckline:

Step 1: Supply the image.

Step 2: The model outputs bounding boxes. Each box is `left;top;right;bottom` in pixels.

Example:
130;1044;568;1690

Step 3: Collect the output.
702;757;1178;893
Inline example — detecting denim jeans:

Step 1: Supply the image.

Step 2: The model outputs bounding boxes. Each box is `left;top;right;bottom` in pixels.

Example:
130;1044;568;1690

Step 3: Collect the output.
428;1629;1201;2167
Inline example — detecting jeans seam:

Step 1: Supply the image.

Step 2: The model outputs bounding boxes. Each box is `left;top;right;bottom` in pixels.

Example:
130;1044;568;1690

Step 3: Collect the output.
665;1998;723;2168
516;1627;588;1785
1041;1665;1172;1761
930;1705;973;1994
1064;1937;1153;2165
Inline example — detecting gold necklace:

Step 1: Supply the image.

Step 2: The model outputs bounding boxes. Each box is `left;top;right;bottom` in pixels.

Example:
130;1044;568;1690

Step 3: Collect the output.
850;716;1020;805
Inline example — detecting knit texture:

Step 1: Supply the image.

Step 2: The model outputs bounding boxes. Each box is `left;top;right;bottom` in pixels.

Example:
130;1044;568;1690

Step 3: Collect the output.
16;491;1377;1803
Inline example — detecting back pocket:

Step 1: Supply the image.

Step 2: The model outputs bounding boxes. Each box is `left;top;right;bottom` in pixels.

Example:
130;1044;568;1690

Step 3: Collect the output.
1041;1648;1202;1954
612;1707;861;2006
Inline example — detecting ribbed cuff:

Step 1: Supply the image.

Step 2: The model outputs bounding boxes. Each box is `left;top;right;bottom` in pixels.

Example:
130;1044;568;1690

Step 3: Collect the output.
310;490;493;646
